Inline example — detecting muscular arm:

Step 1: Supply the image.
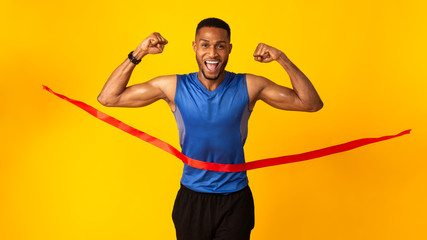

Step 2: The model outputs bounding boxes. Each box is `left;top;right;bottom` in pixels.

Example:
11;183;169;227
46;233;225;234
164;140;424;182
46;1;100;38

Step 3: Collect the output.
97;33;176;109
248;43;323;112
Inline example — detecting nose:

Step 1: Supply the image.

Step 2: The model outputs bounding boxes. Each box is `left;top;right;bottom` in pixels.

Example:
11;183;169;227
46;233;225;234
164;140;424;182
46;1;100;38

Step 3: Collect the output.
208;46;217;57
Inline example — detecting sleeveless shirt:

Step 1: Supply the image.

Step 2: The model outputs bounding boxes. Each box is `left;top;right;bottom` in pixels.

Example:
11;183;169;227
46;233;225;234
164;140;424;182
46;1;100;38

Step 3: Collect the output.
173;71;251;194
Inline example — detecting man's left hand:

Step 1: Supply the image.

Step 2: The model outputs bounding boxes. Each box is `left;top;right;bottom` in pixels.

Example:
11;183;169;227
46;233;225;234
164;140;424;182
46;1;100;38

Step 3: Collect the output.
253;43;286;63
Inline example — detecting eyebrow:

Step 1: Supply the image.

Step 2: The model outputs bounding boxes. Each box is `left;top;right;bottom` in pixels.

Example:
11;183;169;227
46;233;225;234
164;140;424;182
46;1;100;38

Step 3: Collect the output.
200;39;227;44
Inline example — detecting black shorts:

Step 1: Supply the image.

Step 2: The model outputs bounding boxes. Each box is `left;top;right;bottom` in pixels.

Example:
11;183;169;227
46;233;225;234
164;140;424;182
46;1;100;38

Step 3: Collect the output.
172;184;255;240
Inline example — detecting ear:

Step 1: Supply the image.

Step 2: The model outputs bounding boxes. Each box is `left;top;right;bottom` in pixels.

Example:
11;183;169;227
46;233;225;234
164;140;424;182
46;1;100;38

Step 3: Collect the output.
229;43;232;54
192;41;197;52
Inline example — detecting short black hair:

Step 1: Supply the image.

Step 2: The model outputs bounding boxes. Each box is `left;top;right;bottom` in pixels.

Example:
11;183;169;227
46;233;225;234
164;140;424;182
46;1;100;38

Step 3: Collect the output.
196;18;231;41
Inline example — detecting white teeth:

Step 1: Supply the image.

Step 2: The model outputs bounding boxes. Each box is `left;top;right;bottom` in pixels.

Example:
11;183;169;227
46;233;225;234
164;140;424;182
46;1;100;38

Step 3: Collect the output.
206;61;219;64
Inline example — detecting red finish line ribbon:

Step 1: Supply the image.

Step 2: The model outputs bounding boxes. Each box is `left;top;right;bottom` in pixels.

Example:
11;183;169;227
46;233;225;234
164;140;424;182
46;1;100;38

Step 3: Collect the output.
43;85;411;172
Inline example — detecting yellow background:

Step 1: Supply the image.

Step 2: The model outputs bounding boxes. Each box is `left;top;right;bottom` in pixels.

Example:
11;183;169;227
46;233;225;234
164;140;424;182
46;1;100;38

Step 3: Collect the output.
1;0;426;239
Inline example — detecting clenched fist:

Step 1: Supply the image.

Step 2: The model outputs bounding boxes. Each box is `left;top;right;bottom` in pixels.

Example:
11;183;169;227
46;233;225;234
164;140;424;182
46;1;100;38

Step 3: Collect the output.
137;32;168;56
253;43;285;63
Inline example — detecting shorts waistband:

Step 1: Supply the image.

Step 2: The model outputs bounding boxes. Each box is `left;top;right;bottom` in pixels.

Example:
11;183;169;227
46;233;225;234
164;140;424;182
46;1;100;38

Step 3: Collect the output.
180;183;249;196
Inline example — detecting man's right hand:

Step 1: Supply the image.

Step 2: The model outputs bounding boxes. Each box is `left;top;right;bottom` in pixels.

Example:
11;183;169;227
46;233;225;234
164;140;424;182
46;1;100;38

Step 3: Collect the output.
135;32;168;58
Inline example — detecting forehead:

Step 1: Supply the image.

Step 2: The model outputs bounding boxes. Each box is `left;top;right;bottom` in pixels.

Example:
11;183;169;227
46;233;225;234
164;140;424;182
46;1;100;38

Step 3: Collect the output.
196;27;229;42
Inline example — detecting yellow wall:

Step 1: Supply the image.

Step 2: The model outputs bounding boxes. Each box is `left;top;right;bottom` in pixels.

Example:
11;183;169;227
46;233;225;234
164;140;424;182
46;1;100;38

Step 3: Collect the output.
1;0;426;239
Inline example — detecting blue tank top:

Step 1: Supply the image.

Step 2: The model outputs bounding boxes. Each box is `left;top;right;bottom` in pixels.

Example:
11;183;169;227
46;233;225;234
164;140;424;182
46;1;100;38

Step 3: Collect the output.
173;71;251;194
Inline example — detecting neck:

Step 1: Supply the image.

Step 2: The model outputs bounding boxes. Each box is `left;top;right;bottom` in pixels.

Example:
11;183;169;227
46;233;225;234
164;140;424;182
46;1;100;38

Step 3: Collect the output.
197;71;226;91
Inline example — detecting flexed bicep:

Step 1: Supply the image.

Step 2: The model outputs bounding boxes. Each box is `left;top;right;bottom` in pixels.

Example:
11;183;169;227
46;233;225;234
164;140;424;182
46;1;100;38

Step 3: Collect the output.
99;75;176;108
247;73;311;111
259;81;307;111
113;81;164;108
98;32;171;108
249;42;323;112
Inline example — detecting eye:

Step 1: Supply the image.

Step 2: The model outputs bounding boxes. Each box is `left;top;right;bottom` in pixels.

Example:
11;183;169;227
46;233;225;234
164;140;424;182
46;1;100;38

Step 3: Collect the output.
217;45;225;49
201;44;209;48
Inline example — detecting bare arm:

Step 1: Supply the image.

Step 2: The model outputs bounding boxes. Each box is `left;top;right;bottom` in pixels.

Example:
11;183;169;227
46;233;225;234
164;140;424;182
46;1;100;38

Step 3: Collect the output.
248;43;323;112
98;33;176;109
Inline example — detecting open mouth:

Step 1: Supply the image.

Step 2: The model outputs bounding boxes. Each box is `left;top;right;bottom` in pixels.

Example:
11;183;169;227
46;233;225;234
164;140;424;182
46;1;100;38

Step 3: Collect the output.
204;60;220;72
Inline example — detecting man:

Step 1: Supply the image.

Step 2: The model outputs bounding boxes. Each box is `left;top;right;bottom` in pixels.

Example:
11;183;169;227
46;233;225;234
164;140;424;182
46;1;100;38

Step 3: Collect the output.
98;18;322;240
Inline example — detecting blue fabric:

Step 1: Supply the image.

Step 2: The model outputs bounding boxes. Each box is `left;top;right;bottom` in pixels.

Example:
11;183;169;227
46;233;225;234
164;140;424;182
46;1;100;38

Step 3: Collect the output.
174;71;251;194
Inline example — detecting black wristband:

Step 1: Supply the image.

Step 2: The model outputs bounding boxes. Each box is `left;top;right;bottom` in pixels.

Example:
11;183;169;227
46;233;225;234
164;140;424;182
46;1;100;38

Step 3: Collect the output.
128;51;141;65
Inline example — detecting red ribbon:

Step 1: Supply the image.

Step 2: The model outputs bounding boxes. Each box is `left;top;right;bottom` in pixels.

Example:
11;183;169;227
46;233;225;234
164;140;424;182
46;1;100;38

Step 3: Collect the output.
43;85;411;172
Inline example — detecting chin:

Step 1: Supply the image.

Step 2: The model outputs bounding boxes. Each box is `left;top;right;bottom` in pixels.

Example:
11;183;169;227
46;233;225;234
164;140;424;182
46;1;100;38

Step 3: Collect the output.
202;70;222;81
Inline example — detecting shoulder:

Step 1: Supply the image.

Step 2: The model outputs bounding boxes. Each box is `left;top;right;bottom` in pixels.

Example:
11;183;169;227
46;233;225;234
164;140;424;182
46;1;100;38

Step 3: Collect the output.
147;75;177;99
176;72;198;83
245;73;274;90
245;73;281;107
225;71;249;83
149;74;177;85
147;74;177;90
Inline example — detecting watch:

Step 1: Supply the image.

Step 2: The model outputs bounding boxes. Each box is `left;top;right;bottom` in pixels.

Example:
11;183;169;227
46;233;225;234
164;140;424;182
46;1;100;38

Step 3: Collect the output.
128;51;141;65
